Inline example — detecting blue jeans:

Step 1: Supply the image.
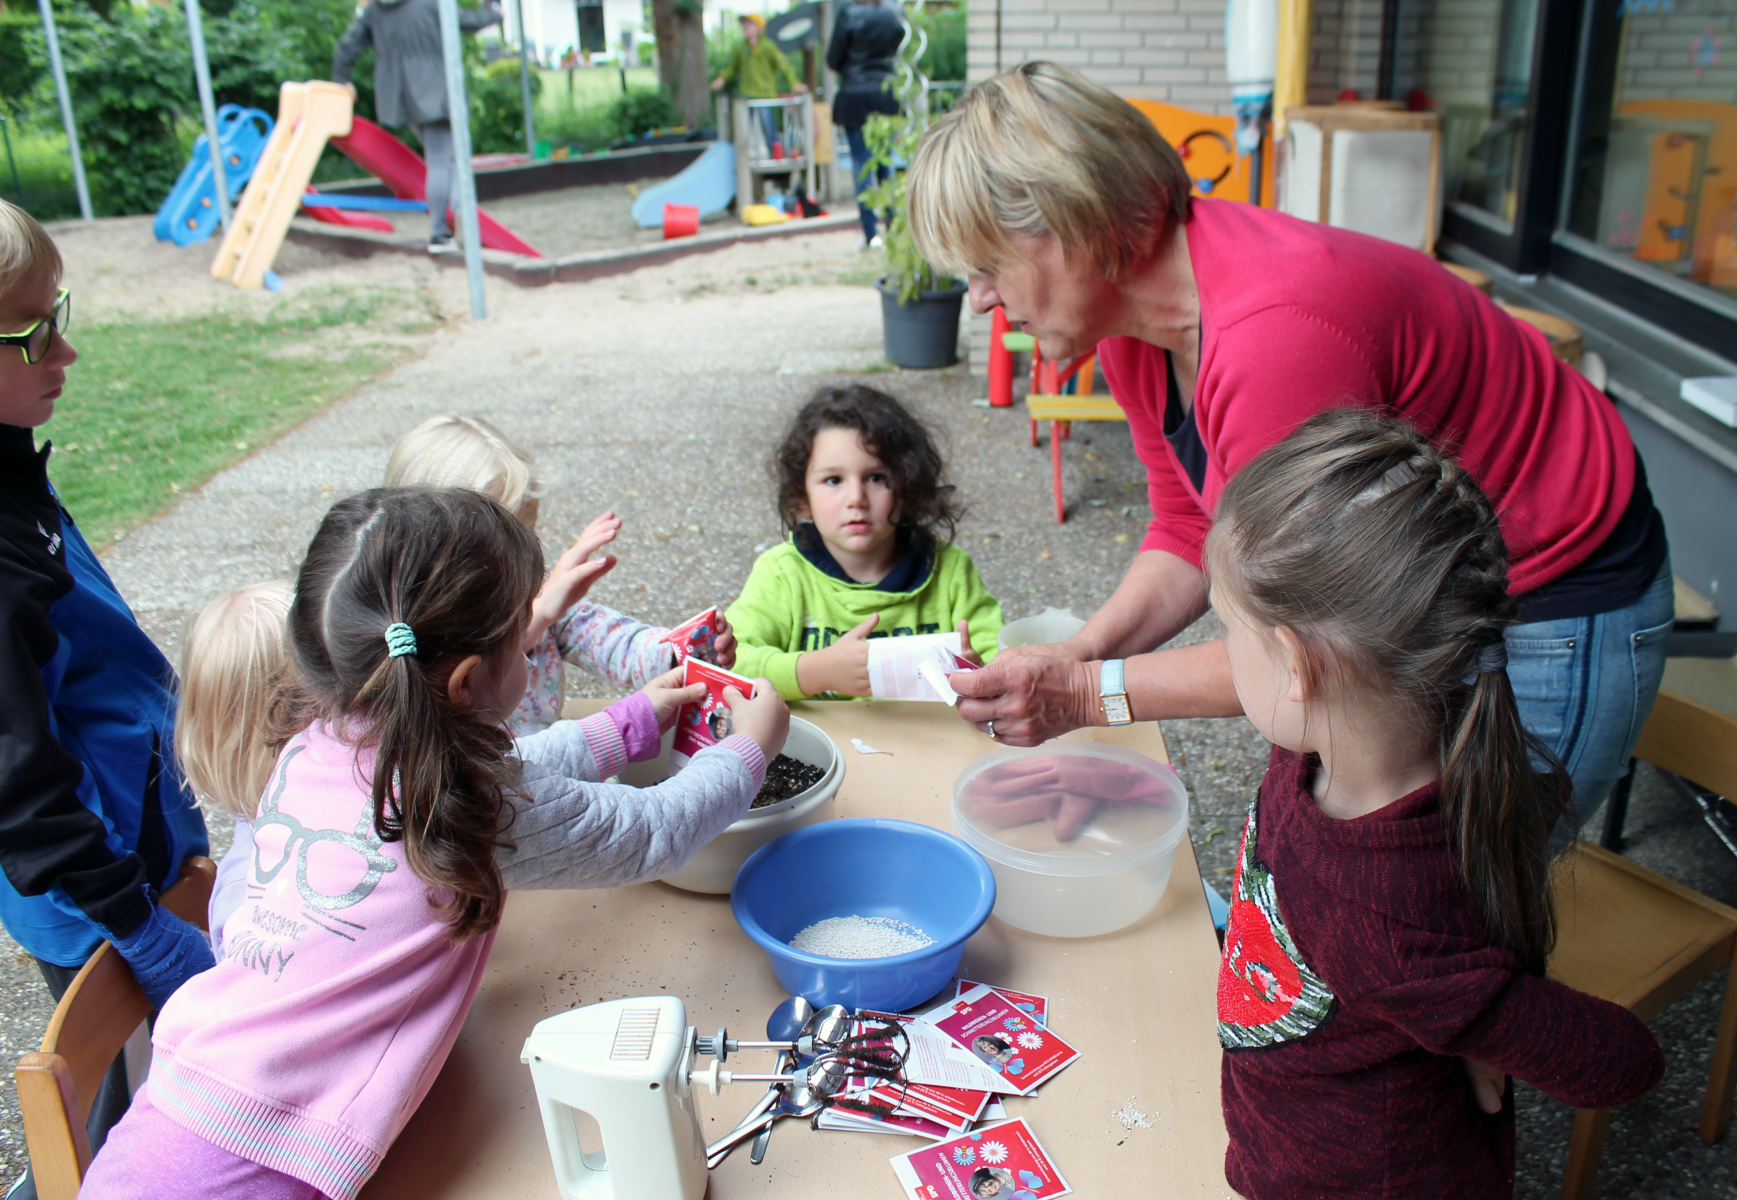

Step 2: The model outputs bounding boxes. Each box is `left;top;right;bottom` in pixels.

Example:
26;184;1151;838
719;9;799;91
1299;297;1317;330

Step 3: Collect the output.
1505;559;1675;832
845;125;890;241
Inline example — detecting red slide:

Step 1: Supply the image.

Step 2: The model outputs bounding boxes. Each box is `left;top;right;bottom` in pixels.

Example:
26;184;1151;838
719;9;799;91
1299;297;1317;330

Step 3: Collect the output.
329;116;543;258
302;186;395;234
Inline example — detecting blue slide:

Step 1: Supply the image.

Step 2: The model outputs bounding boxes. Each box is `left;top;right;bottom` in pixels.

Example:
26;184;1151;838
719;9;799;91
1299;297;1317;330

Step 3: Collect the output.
154;105;274;246
629;141;737;229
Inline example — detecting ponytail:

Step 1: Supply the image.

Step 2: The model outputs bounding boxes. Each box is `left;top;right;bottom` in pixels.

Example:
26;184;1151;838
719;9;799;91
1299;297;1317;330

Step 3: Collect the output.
289;488;545;940
1441;658;1572;975
1210;408;1573;976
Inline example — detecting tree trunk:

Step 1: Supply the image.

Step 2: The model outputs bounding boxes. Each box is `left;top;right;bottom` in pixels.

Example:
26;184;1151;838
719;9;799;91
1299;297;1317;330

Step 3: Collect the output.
652;0;709;127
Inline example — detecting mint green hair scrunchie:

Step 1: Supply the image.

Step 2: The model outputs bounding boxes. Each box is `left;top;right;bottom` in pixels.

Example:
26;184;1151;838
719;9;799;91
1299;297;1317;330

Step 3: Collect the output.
384;622;418;659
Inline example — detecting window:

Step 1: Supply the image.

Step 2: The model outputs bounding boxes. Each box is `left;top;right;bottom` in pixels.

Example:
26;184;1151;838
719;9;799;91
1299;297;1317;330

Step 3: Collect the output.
1558;0;1737;309
1390;0;1543;229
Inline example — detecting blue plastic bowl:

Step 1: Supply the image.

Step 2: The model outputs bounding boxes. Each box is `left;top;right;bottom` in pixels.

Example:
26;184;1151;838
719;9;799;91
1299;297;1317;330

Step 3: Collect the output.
731;818;997;1012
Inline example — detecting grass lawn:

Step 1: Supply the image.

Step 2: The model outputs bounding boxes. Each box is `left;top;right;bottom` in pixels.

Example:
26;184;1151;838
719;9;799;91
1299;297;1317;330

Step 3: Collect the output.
38;284;438;550
534;65;661;119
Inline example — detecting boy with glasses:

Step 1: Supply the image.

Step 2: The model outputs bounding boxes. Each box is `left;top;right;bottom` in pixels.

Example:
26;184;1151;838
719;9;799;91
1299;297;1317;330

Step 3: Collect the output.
0;199;211;1196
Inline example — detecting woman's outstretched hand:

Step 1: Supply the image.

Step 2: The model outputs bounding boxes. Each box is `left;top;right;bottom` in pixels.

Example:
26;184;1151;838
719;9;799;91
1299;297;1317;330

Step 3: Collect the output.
951;647;1099;747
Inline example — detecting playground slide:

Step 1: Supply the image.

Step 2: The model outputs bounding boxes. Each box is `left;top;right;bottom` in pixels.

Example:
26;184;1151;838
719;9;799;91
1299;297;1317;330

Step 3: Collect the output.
154;105;274;246
629;141;737;229
302;187;395;234
330;116;542;257
212;82;356;289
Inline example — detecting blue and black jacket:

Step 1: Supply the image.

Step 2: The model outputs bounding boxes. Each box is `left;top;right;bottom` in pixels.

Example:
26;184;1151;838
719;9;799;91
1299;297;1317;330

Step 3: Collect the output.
0;425;207;967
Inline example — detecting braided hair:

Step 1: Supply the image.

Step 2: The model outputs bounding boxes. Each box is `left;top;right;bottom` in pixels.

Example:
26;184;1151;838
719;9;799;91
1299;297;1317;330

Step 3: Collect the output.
1206;408;1571;974
283;487;545;939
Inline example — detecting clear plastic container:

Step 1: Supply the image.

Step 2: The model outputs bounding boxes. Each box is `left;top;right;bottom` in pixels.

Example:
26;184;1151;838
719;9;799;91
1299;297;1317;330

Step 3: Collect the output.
951;742;1189;937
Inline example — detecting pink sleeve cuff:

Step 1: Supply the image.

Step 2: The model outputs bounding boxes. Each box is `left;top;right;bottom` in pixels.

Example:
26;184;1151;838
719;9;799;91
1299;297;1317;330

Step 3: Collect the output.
577;711;629;779
605;692;664;763
717;733;768;791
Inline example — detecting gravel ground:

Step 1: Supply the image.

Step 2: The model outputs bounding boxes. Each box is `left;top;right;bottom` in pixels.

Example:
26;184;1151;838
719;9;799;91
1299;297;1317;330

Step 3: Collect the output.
3;217;1734;1197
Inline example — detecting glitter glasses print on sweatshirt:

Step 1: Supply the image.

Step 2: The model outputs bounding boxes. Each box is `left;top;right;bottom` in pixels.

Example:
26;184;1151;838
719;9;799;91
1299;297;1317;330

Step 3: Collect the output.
248;744;399;927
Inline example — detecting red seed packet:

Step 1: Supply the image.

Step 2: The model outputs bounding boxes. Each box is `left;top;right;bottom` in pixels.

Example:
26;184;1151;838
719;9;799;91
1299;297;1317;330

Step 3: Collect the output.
889;1118;1071;1200
659;606;719;664
857;1009;1007;1094
670;658;756;766
955;980;1048;1028
853;1012;994;1127
924;985;1079;1097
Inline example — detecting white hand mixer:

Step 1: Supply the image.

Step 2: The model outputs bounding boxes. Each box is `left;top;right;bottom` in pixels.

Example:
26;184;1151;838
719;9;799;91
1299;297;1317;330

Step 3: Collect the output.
520;996;851;1200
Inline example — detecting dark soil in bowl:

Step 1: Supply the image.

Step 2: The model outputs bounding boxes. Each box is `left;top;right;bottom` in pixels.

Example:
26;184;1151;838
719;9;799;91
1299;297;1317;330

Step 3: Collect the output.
752;754;825;808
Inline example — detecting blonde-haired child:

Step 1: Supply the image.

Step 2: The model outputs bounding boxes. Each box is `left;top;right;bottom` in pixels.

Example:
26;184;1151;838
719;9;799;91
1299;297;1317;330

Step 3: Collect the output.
384;414;737;734
174;581;293;961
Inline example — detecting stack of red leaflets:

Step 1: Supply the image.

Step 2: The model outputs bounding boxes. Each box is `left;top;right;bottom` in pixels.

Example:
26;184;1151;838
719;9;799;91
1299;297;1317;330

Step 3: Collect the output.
811;981;1077;1198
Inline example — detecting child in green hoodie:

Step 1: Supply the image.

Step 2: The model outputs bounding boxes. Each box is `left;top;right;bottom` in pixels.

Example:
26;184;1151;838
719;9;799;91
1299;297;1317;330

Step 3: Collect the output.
729;386;1003;699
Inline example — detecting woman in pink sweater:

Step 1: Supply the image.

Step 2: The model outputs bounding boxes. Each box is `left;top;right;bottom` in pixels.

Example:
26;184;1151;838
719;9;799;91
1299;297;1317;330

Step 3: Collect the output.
906;63;1672;828
81;488;789;1200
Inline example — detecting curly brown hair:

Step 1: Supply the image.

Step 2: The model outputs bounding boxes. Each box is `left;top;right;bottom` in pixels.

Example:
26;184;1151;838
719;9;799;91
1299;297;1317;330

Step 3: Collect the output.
773;386;963;556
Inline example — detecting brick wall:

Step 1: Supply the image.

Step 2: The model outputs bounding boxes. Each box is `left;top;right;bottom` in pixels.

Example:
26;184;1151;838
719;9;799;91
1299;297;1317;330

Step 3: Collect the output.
1615;0;1737;101
959;0;1388;373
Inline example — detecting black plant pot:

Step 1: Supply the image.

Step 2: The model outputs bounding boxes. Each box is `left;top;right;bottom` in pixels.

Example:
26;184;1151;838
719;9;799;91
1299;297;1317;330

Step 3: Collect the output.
878;276;967;369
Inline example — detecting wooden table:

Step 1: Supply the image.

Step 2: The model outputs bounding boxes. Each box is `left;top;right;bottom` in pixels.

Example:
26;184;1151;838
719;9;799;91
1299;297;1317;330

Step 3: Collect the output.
361;701;1228;1198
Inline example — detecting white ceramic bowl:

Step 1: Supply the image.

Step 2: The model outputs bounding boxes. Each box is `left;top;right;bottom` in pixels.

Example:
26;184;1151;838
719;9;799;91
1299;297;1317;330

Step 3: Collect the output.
649;716;843;894
996;607;1087;654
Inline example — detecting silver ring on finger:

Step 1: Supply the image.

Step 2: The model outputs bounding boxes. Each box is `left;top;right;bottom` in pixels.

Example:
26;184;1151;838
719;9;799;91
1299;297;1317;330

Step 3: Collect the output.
987;721;997;740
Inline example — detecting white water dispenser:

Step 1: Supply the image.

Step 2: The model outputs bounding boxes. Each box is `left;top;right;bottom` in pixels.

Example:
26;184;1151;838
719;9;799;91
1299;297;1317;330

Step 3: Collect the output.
521;996;707;1200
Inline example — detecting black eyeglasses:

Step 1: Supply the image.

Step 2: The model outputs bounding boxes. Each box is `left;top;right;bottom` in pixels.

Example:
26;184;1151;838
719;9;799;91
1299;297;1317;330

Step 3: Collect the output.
1;289;71;365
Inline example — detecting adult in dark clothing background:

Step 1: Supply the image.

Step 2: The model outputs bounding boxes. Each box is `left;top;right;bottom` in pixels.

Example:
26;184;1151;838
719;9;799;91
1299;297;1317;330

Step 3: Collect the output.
333;0;503;255
826;0;904;247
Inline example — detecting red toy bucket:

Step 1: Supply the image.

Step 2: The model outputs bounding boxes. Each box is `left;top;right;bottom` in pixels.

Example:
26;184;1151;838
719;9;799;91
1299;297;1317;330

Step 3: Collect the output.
663;203;700;239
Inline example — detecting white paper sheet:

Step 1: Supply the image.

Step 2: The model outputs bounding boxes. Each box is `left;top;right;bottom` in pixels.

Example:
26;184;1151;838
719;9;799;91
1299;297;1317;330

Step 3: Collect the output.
867;632;964;702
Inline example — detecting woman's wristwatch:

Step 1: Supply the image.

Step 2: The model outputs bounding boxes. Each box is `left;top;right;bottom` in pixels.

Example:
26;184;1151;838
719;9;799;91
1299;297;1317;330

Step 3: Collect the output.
1099;659;1132;725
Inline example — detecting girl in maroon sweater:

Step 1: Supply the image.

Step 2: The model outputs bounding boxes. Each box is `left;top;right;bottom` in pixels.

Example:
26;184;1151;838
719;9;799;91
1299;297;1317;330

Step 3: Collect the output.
1207;409;1663;1199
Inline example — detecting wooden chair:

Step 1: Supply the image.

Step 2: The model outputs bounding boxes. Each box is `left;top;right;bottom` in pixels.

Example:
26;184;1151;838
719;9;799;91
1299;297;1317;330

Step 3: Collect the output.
1016;339;1128;523
15;856;216;1200
1548;692;1737;1199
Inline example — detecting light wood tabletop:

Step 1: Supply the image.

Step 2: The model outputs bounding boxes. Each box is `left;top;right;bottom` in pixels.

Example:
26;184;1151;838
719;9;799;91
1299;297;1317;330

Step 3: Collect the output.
361;700;1229;1199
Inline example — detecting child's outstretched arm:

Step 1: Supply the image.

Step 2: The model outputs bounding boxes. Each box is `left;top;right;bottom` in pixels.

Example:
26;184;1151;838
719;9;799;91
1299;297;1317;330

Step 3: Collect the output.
523;512;622;652
1365;955;1663;1112
505;678;790;889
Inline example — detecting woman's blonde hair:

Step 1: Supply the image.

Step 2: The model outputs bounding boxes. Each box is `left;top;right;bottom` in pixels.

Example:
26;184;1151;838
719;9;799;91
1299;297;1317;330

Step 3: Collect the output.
905;62;1192;281
0;198;63;301
176;581;296;818
384;414;537;514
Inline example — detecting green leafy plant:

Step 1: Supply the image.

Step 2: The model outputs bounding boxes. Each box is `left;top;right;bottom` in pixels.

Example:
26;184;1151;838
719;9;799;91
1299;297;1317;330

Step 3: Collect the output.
609;86;681;140
860;111;957;303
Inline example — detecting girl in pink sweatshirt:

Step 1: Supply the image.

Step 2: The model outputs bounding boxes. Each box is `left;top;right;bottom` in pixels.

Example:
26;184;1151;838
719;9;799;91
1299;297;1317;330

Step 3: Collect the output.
82;487;789;1200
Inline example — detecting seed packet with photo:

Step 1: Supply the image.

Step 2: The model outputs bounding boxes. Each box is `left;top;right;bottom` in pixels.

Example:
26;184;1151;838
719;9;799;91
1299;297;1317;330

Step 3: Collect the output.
670;658;756;766
854;1012;998;1118
925;985;1080;1097
660;606;719;664
889;1118;1071;1200
955;981;1048;1028
861;1008;1007;1093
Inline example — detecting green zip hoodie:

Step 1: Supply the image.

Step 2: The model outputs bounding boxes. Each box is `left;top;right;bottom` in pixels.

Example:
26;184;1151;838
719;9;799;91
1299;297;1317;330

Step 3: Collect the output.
728;537;1003;699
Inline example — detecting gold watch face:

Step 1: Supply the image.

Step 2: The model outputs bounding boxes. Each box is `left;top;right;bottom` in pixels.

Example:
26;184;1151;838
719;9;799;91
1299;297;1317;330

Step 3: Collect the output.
1103;694;1132;725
